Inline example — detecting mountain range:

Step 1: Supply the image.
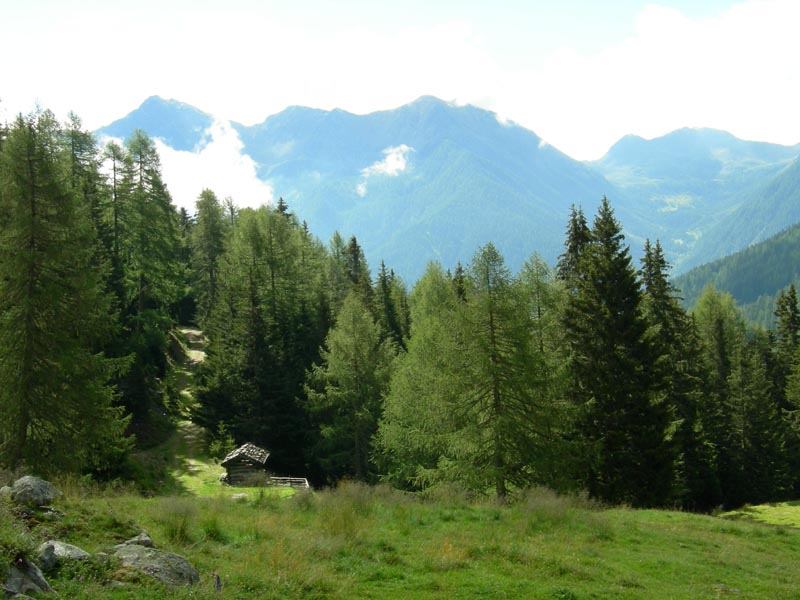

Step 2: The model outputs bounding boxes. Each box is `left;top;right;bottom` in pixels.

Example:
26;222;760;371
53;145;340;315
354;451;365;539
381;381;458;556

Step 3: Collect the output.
96;96;800;283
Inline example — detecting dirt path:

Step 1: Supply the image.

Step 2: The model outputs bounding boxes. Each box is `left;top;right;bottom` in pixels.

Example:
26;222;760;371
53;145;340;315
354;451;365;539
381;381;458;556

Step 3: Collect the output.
181;327;207;365
175;328;208;464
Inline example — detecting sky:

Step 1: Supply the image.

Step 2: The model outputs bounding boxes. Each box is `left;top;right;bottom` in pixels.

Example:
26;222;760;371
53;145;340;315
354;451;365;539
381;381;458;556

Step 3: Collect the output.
2;0;799;207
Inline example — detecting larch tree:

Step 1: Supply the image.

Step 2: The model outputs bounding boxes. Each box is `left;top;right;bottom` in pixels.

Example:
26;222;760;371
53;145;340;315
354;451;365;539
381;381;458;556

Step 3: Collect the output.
0;110;130;473
191;188;227;325
305;291;396;482
377;262;463;489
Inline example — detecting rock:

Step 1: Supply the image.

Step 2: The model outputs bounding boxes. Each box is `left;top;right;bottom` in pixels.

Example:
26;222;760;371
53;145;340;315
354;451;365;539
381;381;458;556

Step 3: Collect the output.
35;545;55;574
231;493;248;502
3;557;52;596
2;586;35;599
37;541;90;572
9;477;59;507
114;531;154;549
0;486;11;499
112;545;199;587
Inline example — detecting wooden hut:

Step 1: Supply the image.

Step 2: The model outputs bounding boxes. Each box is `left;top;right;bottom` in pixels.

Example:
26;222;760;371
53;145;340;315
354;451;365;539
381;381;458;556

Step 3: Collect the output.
220;443;270;486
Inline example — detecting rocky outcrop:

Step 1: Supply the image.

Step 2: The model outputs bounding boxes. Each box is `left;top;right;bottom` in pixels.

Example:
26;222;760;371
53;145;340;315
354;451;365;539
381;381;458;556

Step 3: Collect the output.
8;477;59;508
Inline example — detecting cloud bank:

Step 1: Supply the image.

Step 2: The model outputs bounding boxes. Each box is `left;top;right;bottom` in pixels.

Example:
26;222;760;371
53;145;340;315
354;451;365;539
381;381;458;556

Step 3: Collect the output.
154;119;274;213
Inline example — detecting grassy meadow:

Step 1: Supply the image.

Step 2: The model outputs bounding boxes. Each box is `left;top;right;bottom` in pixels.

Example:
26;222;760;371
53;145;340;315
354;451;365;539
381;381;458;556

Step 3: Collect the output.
3;477;800;599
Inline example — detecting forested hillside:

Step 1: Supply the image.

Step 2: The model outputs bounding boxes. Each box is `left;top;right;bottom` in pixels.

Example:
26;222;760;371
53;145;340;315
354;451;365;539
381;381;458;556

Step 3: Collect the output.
4;108;800;512
675;222;800;326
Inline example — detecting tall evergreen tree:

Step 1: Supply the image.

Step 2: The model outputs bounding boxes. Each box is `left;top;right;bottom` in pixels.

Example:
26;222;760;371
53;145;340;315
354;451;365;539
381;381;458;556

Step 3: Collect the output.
0;110;130;473
375;261;409;348
563;198;671;506
772;284;800;406
196;205;331;476
378;262;463;489
557;204;590;286
380;247;562;499
640;240;716;509
191;188;226;325
305;292;395;482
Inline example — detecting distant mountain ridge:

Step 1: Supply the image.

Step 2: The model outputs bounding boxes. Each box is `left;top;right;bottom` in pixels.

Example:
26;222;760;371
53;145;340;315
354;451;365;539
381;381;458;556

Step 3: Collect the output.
97;96;800;282
593;127;800;272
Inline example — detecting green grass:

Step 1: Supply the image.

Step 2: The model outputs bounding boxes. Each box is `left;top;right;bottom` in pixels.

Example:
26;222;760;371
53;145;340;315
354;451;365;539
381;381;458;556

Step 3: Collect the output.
720;501;800;528
5;482;800;599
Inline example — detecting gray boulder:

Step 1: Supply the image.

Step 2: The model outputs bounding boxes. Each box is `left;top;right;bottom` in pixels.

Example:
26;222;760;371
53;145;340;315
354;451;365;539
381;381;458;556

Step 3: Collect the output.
114;531;154;549
3;557;52;596
0;486;11;499
9;477;59;507
37;540;90;572
112;545;199;587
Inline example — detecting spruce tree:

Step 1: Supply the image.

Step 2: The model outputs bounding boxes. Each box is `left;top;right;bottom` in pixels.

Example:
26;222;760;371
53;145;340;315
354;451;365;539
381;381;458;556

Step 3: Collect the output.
640;240;716;509
557;204;590;285
564;198;671;506
380;248;562;498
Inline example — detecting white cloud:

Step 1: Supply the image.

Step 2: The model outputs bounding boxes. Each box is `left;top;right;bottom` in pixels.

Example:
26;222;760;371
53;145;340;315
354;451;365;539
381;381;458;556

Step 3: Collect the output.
356;145;414;196
153;119;274;213
500;0;800;159
4;1;800;163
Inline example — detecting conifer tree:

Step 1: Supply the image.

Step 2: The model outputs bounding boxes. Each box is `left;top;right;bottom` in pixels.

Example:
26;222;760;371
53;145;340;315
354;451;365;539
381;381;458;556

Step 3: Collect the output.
563;198;671;506
375;261;409;348
305;292;395;481
0;110;130;473
380;248;561;498
191;188;226;325
640;240;716;508
725;334;789;505
772;284;800;406
377;262;463;488
557;204;590;286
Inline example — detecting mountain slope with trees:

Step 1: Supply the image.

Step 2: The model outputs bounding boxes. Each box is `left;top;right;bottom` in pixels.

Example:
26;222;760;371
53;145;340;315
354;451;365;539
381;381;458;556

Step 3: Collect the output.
674;222;800;326
98;97;800;282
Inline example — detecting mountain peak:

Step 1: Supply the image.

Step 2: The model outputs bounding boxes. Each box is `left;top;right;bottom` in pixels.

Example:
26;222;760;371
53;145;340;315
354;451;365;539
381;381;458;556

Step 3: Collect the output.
97;96;213;151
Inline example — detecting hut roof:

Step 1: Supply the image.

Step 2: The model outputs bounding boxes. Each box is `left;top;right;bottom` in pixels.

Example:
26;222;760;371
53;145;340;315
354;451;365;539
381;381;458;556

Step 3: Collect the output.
221;443;270;468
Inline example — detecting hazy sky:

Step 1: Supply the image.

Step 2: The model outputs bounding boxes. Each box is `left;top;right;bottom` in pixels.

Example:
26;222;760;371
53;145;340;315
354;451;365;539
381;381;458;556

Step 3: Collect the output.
2;0;798;162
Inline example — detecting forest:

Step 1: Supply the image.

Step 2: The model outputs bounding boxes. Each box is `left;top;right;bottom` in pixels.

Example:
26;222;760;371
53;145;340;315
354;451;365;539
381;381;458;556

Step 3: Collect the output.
3;108;800;512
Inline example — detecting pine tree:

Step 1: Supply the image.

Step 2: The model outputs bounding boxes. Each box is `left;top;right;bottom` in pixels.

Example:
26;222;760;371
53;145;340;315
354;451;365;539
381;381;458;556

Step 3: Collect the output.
640;240;716;509
375;261;409;348
380;248;562;499
557;204;590;285
196;205;330;476
0;110;130;473
725;334;789;505
564;198;671;506
772;284;800;406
